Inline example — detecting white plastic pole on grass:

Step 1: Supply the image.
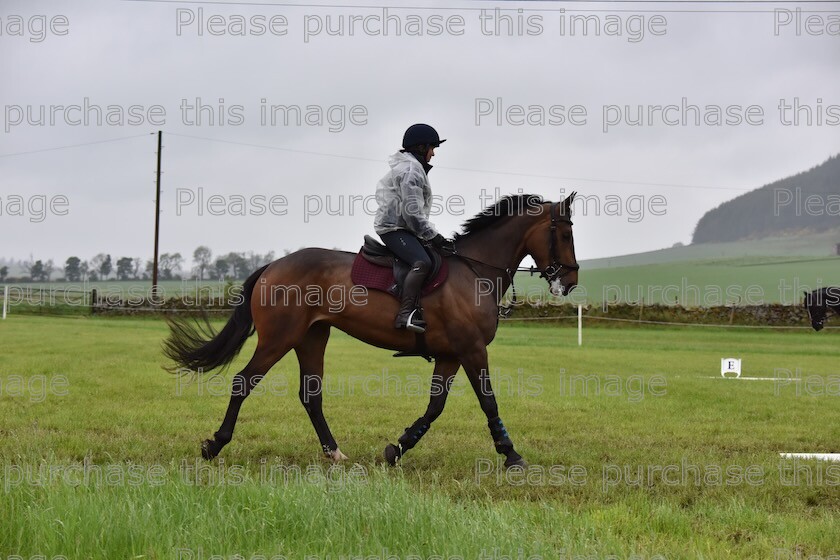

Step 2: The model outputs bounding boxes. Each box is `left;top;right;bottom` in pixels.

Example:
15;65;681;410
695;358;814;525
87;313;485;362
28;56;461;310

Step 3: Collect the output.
2;285;8;320
578;304;582;346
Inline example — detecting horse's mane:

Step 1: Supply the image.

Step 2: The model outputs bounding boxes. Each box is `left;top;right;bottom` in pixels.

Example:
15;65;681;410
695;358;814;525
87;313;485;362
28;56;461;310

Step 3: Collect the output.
454;194;544;240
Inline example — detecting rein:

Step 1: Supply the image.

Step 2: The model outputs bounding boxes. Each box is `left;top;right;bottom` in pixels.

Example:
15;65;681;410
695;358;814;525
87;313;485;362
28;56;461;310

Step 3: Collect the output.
448;201;580;317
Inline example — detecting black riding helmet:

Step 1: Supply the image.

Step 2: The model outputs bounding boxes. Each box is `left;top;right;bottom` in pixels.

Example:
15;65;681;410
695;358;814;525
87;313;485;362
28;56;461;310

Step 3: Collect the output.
402;124;446;150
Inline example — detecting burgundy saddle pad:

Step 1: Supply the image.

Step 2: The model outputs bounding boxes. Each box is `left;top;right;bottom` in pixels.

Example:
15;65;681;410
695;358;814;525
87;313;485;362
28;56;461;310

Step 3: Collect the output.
350;252;449;298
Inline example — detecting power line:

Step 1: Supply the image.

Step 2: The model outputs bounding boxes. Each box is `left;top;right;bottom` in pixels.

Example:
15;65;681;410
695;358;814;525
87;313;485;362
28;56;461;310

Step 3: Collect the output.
440;165;750;191
168;132;751;191
504;0;840;3
0;133;152;159
0;130;755;191
167;131;384;163
121;0;840;13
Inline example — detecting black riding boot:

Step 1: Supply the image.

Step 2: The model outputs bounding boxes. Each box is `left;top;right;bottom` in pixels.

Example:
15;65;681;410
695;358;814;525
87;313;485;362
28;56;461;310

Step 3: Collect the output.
395;262;429;333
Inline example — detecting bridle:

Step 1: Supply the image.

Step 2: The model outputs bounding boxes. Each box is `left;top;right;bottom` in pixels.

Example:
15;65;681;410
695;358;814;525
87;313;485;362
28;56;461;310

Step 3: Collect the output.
452;201;579;315
540;201;580;284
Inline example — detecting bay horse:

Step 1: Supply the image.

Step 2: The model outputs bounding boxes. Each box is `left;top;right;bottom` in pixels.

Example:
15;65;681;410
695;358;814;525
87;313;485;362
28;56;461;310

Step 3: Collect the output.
164;193;578;468
804;287;840;331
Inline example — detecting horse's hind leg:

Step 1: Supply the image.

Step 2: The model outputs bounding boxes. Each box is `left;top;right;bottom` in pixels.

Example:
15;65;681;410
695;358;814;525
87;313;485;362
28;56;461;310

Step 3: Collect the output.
201;340;292;460
384;358;460;465
295;322;347;462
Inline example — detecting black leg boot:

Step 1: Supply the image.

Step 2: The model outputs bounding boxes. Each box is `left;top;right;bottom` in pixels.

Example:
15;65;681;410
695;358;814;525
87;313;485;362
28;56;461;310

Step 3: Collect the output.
384;417;431;465
395;262;429;333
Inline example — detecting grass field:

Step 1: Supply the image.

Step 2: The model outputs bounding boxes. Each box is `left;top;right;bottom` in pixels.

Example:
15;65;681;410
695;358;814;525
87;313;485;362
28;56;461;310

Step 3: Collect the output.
513;254;840;306
1;315;839;559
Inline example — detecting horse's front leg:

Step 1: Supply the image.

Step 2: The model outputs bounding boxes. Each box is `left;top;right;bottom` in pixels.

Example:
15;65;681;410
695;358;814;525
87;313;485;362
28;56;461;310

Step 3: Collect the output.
384;358;460;465
461;347;526;469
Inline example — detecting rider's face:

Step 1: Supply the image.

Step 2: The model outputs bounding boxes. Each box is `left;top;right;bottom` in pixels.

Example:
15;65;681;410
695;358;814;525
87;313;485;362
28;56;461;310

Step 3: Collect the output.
426;146;436;162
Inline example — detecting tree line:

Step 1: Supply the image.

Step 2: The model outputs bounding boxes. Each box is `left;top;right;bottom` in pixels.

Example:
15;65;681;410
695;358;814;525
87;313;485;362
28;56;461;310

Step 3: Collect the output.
692;153;839;244
0;247;278;283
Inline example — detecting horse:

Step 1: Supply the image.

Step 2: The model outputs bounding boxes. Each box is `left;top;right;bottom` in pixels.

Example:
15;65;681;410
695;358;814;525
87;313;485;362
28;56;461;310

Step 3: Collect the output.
163;193;579;468
804;287;840;331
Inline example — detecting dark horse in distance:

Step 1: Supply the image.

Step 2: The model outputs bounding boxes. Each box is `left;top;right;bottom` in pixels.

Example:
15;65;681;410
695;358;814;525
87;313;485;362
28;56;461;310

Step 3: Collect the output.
164;193;579;467
804;287;840;331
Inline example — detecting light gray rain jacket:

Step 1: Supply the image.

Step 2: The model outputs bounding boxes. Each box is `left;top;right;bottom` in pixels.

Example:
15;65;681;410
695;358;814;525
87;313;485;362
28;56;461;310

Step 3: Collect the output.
373;152;439;241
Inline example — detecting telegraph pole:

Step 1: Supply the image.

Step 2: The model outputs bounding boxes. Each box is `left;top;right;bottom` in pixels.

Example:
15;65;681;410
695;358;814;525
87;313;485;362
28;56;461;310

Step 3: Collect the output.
152;130;162;296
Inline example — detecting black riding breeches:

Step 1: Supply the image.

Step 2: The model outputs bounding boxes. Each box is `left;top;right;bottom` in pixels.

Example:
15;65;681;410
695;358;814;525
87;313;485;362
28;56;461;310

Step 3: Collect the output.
379;230;432;273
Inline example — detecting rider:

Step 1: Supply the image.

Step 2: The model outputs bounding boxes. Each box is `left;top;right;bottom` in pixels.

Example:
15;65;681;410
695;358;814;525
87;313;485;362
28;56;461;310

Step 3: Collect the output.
374;123;455;334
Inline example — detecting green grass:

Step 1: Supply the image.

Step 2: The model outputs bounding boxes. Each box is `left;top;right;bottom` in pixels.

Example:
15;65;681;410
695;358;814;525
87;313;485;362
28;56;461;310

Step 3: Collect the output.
511;254;839;306
1;316;839;559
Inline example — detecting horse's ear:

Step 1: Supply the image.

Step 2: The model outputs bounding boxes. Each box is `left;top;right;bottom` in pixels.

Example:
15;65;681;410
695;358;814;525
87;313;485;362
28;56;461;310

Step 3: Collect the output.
563;191;577;214
803;291;809;300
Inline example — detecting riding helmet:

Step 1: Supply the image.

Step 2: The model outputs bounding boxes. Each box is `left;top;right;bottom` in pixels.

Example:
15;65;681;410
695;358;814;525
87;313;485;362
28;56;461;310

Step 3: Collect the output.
402;124;446;149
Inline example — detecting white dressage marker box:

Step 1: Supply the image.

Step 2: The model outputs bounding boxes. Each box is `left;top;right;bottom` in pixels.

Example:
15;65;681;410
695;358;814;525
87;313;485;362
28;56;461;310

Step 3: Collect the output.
721;358;741;378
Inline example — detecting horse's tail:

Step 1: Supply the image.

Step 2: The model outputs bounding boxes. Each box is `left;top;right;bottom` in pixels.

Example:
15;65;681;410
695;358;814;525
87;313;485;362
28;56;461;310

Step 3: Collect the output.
163;264;270;373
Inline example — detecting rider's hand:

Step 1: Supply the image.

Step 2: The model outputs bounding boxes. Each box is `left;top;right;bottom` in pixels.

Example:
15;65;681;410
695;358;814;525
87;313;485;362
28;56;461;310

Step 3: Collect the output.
430;234;456;254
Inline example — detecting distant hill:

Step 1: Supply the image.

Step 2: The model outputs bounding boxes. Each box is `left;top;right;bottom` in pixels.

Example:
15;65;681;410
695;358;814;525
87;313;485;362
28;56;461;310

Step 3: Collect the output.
692;154;840;244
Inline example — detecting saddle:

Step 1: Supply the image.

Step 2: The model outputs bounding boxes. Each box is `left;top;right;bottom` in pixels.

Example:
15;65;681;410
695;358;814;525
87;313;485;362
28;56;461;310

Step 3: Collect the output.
351;235;448;298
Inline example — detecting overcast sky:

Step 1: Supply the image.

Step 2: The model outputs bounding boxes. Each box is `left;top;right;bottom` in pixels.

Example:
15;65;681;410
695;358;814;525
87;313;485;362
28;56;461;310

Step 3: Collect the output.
1;0;838;268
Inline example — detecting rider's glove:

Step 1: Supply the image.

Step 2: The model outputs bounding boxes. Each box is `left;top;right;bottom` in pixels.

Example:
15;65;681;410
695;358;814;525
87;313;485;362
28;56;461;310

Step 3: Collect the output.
430;234;456;254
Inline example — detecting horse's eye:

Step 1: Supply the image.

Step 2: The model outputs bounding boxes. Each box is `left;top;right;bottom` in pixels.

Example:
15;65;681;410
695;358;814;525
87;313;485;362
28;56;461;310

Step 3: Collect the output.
562;233;572;242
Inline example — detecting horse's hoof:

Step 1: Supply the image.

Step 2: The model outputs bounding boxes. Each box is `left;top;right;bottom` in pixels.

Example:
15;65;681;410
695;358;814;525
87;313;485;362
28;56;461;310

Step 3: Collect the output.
326;448;349;462
504;457;528;469
384;443;401;466
201;439;217;460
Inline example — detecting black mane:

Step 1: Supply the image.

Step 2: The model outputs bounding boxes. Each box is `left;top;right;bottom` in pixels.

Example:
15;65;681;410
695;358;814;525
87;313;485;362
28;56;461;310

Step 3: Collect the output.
454;194;544;240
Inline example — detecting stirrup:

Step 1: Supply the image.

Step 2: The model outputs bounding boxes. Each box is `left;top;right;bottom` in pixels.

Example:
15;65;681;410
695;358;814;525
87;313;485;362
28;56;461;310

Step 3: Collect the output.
396;308;426;333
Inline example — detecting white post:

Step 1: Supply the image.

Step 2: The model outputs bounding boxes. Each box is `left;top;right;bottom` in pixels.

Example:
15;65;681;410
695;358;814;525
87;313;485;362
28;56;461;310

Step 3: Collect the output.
577;304;582;346
2;285;8;320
